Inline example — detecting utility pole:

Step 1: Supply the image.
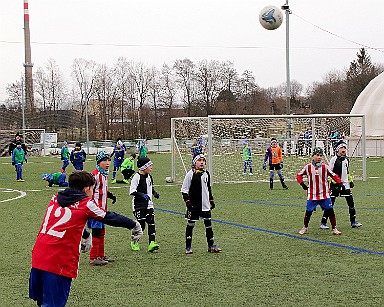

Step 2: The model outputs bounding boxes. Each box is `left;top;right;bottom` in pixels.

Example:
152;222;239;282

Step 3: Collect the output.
23;0;34;114
281;1;291;115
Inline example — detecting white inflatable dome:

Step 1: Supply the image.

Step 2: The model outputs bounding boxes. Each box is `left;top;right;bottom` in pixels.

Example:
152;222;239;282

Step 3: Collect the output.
351;72;384;137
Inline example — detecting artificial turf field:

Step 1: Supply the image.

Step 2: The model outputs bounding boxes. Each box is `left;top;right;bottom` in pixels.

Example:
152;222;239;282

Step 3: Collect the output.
0;154;383;306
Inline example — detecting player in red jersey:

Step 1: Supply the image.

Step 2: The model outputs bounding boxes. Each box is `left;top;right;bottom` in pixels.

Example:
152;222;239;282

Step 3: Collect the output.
296;147;343;235
29;171;142;307
87;151;117;266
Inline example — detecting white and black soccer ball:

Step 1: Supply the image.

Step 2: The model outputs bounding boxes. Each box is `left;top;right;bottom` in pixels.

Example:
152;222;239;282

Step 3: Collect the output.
165;176;174;183
259;5;283;30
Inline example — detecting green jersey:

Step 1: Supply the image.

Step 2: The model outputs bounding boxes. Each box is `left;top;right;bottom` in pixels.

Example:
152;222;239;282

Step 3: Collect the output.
242;145;252;161
121;158;135;171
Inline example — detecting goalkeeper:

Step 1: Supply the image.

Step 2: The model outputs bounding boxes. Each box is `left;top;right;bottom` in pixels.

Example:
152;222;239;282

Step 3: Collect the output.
263;138;288;190
29;170;142;307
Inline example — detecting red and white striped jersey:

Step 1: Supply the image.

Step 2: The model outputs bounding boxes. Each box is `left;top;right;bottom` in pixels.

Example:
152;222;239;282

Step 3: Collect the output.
296;162;341;200
92;169;108;210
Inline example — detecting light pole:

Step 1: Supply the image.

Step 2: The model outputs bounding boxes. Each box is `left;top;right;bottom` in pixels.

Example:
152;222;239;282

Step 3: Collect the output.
84;81;90;155
281;1;291;115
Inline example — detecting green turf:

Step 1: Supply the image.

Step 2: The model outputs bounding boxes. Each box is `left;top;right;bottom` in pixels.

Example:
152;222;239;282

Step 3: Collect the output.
0;154;383;306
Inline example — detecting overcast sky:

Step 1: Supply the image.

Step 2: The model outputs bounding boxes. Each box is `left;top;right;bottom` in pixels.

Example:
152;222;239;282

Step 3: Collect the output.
1;0;383;103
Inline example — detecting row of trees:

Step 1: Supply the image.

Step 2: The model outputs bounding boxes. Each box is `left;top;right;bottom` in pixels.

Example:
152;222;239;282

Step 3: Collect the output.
2;48;382;141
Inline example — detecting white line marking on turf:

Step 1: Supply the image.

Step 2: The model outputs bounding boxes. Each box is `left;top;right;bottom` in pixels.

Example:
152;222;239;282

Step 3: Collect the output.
0;188;27;203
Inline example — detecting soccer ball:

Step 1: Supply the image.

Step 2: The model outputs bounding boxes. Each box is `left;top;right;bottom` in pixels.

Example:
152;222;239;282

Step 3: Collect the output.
165;176;174;183
259;5;283;30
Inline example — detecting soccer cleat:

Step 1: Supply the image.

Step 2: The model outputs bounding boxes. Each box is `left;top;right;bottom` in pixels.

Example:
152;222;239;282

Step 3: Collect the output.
111;178;117;184
320;223;329;230
249;173;253;176
351;221;363;228
332;228;342;235
89;257;108;266
102;256;115;262
207;245;222;253
282;184;289;190
242;173;246;175
148;241;159;252
185;247;193;254
122;179;129;184
298;227;308;235
131;241;140;251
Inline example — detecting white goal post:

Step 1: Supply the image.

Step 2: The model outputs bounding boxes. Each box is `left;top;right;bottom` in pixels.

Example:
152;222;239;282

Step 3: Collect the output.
171;114;366;184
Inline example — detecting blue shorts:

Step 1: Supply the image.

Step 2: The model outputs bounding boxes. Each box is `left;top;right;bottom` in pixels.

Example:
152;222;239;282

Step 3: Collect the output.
87;218;104;229
29;268;72;307
306;198;333;212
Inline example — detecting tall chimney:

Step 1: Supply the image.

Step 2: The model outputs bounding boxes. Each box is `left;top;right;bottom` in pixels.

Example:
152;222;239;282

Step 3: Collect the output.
23;0;34;113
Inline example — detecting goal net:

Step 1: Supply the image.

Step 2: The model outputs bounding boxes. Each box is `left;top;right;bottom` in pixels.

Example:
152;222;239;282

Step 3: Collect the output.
0;129;46;156
171;114;366;184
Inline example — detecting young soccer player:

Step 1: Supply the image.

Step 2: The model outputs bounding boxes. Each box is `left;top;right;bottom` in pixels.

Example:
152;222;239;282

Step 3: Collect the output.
12;141;27;182
296;147;343;235
70;142;86;170
121;153;136;183
242;140;253;175
129;156;160;252
181;154;221;254
42;172;68;187
60;141;70;173
87;151;117;266
111;140;125;184
29;171;142;307
263;138;288;190
138;139;148;157
320;141;362;229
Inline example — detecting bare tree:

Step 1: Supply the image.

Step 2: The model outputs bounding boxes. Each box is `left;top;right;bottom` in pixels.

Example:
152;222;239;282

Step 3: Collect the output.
93;64;118;139
71;58;97;138
174;58;196;117
195;60;223;116
129;62;152;138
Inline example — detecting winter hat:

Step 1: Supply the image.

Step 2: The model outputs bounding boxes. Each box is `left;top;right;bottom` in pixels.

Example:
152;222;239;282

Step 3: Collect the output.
137;156;153;170
335;141;347;153
75;142;81;147
312;147;324;156
271;138;277;145
42;174;49;180
63;141;68;145
96;151;111;164
193;154;206;166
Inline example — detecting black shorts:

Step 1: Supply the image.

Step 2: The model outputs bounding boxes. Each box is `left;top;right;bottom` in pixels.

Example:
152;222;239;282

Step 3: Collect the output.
185;210;211;222
269;163;282;171
331;188;352;198
133;208;154;221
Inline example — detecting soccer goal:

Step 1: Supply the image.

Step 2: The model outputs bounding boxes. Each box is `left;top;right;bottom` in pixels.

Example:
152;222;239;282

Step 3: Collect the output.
0;129;47;156
170;114;366;184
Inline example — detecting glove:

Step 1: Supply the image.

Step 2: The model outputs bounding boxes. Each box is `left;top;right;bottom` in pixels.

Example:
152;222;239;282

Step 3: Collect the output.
300;182;309;190
143;194;151;201
108;193;117;204
153;191;160;199
81;234;92;253
210;200;215;210
349;182;354;189
185;200;194;210
12;162;15;166
131;221;143;242
262;162;267;170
